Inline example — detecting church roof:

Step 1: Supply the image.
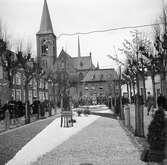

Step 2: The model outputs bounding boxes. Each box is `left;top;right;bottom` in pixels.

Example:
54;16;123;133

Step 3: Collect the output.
37;0;54;35
72;56;95;70
58;49;72;60
82;69;118;82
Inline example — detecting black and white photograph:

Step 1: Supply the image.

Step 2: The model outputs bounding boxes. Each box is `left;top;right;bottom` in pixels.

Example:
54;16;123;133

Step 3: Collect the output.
0;0;167;164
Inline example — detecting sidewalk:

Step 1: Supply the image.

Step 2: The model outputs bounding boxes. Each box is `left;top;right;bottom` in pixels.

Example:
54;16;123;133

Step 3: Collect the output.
0;108;61;133
6;106;146;165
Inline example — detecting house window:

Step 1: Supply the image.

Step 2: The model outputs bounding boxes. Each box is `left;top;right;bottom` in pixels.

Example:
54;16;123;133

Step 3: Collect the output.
39;80;44;88
45;82;48;89
39;91;44;101
61;62;65;69
16;89;21;101
45;92;48;100
13;76;15;85
33;79;37;89
16;73;21;85
29;90;33;104
0;66;3;79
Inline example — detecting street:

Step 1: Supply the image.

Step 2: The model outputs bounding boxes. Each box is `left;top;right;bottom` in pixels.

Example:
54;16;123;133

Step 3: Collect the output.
5;105;146;165
0;115;59;165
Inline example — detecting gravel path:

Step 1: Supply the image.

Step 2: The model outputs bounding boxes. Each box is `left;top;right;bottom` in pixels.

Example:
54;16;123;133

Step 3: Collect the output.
31;116;146;165
0;115;59;165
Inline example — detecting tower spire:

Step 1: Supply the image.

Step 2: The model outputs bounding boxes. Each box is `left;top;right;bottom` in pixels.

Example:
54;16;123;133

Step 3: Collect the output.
97;61;99;69
162;0;167;32
78;36;81;57
37;0;54;34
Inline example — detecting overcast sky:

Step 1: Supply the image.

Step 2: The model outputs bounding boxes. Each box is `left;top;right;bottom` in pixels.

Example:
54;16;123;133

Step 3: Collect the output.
0;0;163;70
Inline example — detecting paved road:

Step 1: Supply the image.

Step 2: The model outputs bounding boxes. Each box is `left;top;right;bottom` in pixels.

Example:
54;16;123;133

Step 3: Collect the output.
31;113;145;165
0;115;59;165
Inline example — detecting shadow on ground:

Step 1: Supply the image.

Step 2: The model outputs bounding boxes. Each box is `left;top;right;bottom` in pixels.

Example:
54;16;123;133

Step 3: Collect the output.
90;112;117;119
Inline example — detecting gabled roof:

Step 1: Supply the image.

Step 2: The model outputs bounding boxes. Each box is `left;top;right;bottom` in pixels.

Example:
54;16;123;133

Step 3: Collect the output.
55;49;76;73
57;49;72;60
72;56;95;70
37;0;54;35
82;69;118;82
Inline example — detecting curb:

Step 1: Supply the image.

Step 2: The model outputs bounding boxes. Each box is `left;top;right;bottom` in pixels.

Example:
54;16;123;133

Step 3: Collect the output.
0;114;61;136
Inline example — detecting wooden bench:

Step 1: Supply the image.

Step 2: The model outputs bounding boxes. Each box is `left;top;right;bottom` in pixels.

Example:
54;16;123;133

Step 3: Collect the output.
60;111;73;127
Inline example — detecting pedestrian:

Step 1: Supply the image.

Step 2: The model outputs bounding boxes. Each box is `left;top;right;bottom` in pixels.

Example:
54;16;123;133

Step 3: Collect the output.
146;92;154;116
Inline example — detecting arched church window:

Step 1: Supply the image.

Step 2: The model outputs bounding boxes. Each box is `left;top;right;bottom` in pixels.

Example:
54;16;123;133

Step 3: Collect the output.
41;40;48;55
61;62;65;69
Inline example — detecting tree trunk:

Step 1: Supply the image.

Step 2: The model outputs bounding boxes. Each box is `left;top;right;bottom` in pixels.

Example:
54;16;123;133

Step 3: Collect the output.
36;78;40;119
37;78;39;100
113;80;117;107
25;84;30;124
119;66;124;120
127;83;129;101
135;73;144;137
160;72;166;97
142;73;146;104
151;73;156;108
132;82;136;103
129;82;132;103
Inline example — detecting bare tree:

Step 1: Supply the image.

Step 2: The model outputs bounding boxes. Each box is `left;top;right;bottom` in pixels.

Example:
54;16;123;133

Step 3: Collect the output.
17;40;44;123
119;30;146;137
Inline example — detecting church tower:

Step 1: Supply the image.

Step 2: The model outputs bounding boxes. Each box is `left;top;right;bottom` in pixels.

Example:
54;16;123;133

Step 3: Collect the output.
36;0;57;70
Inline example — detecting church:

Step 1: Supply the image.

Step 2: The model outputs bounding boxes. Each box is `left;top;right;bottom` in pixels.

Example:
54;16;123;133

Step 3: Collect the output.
36;0;118;104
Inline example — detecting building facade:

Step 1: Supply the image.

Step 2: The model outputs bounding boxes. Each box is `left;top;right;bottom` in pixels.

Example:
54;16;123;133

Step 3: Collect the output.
35;0;118;104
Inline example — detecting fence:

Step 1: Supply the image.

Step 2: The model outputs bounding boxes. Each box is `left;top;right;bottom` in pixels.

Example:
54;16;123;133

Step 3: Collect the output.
124;104;152;137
